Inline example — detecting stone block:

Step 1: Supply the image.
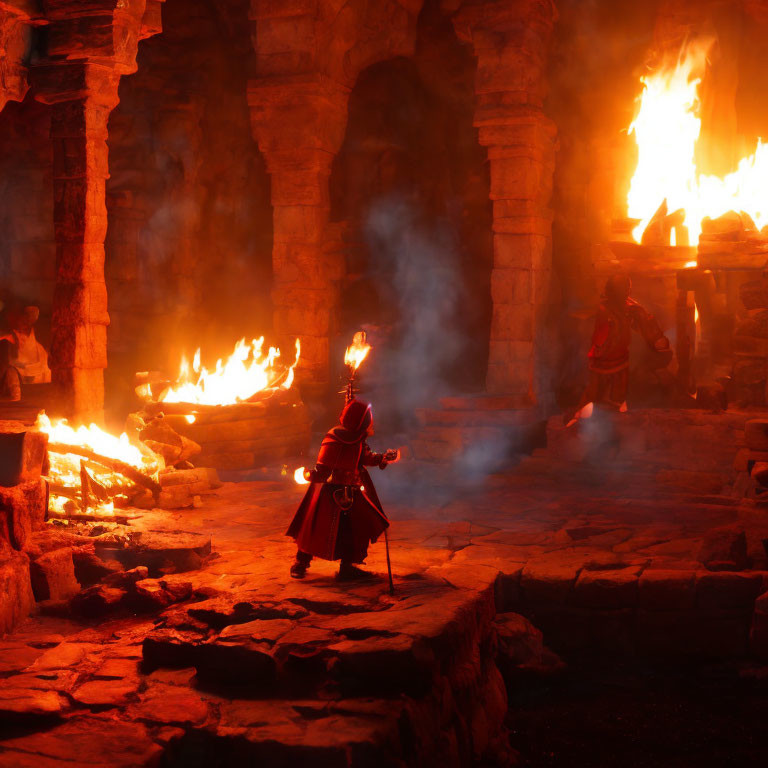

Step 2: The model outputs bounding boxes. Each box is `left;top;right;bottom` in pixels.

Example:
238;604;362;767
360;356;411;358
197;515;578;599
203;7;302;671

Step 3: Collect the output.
520;560;580;604
695;572;763;610
489;157;550;202
270;169;330;207
493;233;550;270
574;569;638;609
0;423;48;487
55;242;105;283
492;214;553;236
50;322;108;368
0;480;48;551
253;14;316;60
52;366;104;423
272;205;328;244
638;569;696;610
491;304;535;342
0;551;35;634
490;268;531;305
486;360;532;396
697;528;748;571
52;280;109;326
29;548;79;602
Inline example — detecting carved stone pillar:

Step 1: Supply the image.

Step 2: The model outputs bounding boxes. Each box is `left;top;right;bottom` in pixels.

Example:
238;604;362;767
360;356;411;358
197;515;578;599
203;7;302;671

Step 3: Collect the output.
31;0;163;423
453;0;558;402
247;76;350;389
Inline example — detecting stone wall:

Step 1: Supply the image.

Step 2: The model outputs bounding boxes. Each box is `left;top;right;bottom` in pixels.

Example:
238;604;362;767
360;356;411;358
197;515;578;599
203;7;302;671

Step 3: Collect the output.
329;1;494;405
0;97;55;334
248;0;425;392
105;0;273;415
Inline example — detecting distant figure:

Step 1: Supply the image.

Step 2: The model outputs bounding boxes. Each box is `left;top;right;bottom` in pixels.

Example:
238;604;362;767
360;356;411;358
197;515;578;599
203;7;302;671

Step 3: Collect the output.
566;276;672;425
287;398;399;581
0;306;51;401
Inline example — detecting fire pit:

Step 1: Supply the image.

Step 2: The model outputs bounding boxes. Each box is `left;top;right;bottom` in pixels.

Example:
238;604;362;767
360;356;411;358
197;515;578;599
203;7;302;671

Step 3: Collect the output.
137;337;311;472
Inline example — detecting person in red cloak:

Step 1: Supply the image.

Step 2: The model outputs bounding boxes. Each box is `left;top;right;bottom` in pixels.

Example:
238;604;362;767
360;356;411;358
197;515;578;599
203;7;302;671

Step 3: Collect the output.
287;399;399;580
566;275;672;424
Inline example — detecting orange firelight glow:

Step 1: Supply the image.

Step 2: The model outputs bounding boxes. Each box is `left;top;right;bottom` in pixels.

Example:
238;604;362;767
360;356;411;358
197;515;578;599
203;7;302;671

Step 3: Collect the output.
628;39;768;246
36;412;161;514
294;467;310;485
156;337;300;406
344;332;371;372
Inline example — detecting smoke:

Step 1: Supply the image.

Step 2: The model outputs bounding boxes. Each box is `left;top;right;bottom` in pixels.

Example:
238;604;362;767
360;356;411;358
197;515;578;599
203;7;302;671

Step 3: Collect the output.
357;193;540;502
362;192;467;424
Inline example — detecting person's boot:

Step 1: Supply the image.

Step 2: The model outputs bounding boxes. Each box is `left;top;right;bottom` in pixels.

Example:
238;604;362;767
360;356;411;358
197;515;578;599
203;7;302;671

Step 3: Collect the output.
337;561;375;581
290;551;312;579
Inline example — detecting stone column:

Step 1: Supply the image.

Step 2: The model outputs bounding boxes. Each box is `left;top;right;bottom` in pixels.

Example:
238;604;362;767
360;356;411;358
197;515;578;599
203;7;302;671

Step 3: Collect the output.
31;0;162;423
453;0;558;402
34;65;117;424
247;75;350;391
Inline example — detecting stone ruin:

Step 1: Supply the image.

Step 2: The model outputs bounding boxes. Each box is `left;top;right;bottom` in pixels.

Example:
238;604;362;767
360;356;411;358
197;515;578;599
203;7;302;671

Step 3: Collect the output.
2;0;768;766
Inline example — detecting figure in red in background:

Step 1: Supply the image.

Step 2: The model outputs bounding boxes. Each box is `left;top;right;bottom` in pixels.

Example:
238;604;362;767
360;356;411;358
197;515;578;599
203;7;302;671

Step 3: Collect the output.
566;275;672;425
287;399;400;581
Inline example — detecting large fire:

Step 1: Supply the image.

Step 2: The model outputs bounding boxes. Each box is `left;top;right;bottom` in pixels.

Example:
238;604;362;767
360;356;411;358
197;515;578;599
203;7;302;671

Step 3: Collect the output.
628;39;768;246
156;337;300;406
37;413;161;515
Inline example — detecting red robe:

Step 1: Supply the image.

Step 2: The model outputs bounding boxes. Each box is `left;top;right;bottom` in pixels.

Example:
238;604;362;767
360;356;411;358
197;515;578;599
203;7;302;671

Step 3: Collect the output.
582;297;669;408
286;428;389;563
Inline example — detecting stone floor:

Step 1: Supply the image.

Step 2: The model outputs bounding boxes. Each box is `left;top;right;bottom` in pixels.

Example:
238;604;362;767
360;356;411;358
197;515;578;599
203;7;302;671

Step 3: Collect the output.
2;408;768;766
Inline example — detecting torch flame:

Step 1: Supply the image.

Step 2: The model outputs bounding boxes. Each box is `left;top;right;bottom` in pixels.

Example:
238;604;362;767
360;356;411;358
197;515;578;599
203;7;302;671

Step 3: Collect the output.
344;331;371;372
294;467;310;485
628;39;768;246
155;336;300;406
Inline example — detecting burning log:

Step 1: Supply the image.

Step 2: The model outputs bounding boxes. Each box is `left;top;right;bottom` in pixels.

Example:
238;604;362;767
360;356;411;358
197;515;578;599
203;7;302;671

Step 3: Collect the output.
46;443;161;497
139;416;201;467
640;200;688;247
80;462;110;510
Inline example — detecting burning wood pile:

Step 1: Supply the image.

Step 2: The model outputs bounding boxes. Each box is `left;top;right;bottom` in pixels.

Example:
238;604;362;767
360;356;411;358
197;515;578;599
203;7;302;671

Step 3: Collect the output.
38;411;223;518
134;336;311;471
605;37;768;272
37;413;163;519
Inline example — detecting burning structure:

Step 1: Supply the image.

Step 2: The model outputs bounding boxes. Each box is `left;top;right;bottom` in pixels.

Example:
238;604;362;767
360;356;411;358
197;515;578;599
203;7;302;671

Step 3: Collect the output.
3;0;768;766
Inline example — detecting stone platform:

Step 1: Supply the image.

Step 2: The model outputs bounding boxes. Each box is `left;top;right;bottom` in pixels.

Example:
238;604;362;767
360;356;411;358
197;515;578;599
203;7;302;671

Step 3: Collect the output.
2;408;768;765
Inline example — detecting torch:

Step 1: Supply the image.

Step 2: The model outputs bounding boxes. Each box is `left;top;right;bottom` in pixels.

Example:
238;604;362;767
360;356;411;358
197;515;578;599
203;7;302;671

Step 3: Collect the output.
342;331;371;404
295;330;372;484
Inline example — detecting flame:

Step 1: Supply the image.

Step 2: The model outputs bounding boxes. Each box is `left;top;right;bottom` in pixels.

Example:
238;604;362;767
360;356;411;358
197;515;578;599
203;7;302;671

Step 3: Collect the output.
36;412;161;515
344;331;371;372
294;467;310;485
155;337;300;406
628;39;768;245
